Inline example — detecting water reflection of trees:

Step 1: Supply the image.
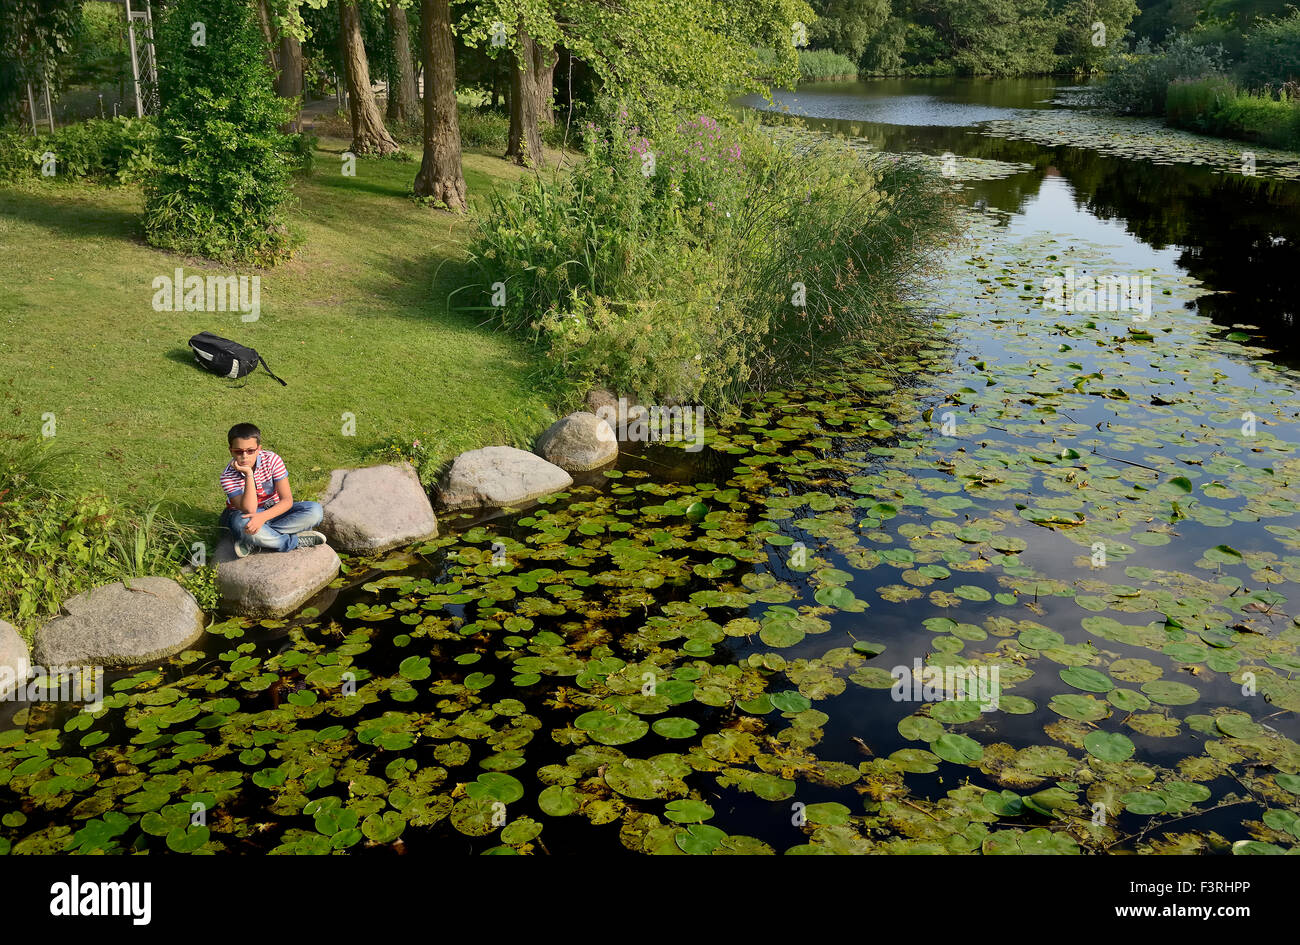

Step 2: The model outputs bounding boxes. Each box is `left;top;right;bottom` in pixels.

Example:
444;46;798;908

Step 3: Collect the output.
794;111;1300;356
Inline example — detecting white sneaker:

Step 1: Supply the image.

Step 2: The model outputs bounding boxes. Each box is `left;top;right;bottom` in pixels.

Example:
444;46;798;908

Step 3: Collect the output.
295;530;328;549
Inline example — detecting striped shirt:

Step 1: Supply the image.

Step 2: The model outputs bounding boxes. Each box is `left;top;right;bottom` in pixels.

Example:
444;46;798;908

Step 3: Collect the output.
220;449;288;512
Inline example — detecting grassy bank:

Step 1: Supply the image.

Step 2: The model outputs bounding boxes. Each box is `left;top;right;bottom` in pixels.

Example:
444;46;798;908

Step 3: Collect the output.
0;137;558;526
1165;77;1300;150
755;47;860;82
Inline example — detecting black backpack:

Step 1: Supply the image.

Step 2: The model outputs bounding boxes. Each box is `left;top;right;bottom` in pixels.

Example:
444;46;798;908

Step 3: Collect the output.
187;332;287;386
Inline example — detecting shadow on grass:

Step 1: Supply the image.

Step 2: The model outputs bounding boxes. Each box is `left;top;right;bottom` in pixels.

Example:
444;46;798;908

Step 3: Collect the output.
0;185;141;244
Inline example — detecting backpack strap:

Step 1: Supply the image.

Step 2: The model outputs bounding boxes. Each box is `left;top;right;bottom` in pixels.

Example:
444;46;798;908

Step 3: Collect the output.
258;352;288;386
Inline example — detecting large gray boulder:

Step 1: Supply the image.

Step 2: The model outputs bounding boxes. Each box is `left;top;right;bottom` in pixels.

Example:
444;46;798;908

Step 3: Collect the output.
535;411;618;472
320;462;438;554
438;446;573;511
216;538;340;618
33;578;206;667
0;621;30;700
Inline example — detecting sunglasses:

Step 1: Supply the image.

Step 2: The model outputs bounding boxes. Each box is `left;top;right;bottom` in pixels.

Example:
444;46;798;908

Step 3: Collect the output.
230;448;259;455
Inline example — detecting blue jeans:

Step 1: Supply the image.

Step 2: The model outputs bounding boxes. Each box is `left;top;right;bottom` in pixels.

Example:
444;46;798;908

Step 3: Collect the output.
221;501;323;553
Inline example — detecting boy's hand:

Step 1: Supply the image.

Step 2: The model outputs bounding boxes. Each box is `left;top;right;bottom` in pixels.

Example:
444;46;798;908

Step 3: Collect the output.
234;457;255;474
244;513;264;535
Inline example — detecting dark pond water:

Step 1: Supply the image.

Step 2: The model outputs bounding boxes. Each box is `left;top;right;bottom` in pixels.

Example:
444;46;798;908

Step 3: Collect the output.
745;78;1300;360
4;79;1300;856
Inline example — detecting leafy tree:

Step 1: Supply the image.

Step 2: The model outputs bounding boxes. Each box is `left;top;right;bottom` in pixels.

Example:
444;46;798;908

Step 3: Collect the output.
338;0;400;153
412;0;467;209
143;0;295;264
1201;0;1295;32
386;0;420;125
1131;0;1201;43
0;0;81;122
460;0;812;165
807;0;891;62
911;0;1062;75
1057;0;1141;73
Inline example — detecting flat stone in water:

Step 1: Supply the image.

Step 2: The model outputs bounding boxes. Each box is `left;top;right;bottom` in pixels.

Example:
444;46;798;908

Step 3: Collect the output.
535;411;618;472
320;461;438;554
438;445;573;511
0;620;30;698
32;577;206;667
215;537;340;618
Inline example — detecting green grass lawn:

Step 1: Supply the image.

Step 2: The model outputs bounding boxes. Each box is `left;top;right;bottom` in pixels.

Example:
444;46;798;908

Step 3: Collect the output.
0;136;560;528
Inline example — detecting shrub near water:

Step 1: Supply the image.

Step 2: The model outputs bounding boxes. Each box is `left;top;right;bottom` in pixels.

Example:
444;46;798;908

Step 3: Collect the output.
1099;34;1228;115
754;46;859;81
1165;77;1300;150
0;117;158;184
465;108;953;407
0;440;214;638
143;0;295;265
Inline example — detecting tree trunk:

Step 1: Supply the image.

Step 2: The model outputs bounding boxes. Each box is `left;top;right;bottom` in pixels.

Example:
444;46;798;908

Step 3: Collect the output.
278;34;304;133
505;22;543;167
413;0;467;211
386;0;419;125
533;43;557;127
338;0;399;155
255;0;279;75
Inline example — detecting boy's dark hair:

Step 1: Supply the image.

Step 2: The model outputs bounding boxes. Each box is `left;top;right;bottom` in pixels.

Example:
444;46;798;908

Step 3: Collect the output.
228;423;262;445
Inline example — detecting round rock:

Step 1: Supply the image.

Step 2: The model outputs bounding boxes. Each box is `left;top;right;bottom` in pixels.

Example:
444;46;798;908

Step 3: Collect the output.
320;461;438;554
438;445;573;511
534;411;618;472
32;577;206;667
216;537;340;618
0;620;30;699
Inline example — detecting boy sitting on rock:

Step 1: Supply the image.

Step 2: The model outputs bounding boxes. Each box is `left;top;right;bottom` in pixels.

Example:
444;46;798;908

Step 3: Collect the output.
220;423;327;557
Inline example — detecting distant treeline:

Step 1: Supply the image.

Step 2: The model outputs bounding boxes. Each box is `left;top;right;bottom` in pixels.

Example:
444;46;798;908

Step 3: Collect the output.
801;0;1141;77
1099;6;1300;149
799;0;1300;78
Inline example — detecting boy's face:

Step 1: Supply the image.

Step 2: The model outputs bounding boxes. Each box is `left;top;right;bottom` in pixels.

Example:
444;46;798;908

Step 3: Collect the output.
229;437;261;468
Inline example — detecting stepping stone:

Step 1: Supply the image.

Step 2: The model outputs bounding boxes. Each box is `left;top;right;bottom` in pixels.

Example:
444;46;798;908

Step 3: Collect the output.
32;577;206;667
0;620;30;699
438;445;573;511
216;537;340;618
320;461;438;554
535;411;618;472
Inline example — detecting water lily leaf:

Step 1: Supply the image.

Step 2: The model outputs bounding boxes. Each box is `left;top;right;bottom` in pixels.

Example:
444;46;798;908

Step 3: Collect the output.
664;799;714;823
1122;792;1167;815
538;785;579;816
165;824;210;853
1084;731;1135;762
575;711;649;746
1049;694;1109;722
501;817;544;844
652;718;699;739
932;733;983;765
450;797;502;837
1141;681;1200;706
604;758;688;801
466;773;524;804
362;811;406;843
1060;667;1113;693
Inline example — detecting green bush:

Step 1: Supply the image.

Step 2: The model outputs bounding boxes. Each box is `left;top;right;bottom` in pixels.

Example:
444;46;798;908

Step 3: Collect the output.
1164;76;1239;131
1212;89;1300;149
1237;11;1300;90
143;0;295;266
458;105;510;150
754;46;859;82
0;117;157;184
1165;77;1300;150
0;439;206;638
463;107;954;408
1100;34;1228;115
